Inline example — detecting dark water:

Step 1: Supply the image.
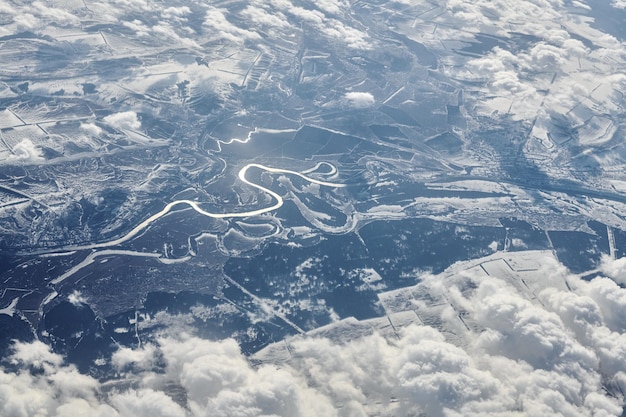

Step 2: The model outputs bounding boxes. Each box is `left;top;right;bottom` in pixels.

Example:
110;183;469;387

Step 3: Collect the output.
224;232;381;329
358;218;506;284
548;221;608;274
499;217;551;251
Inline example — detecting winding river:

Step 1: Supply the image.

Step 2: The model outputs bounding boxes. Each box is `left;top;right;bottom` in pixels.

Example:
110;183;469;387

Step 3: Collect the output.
96;162;346;249
42;162;346;289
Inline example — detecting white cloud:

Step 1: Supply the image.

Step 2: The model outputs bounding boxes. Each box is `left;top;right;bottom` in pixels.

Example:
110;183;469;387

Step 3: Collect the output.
122;19;150;38
264;0;370;49
8;139;45;164
0;1;80;34
432;0;626;157
80;123;103;137
240;6;290;29
470;279;597;372
111;344;158;372
103;111;141;131
204;7;261;43
3;256;626;417
161;6;192;20
525;42;567;71
307;0;348;16
10;340;63;370
574;276;626;333
344;92;375;108
151;23;200;48
110;389;186;417
612;0;626;9
31;1;80;27
153;335;332;416
537;284;626;411
68;290;88;306
0;341;119;417
321;18;371;49
108;0;150;13
599;255;626;285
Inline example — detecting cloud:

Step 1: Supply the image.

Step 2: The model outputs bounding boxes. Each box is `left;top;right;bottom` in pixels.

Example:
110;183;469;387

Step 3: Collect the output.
306;0;348;16
111;343;158;372
0;341;119;417
470;279;597;372
612;0;626;9
10;340;63;370
68;291;88;307
343;92;375;108
320;18;371;49
204;7;261;43
161;6;192;20
431;0;626;156
240;6;291;29
262;0;370;49
539;284;626;380
0;1;81;35
31;1;81;27
7;139;45;164
0;336;337;417
80;123;103;137
599;255;626;285
286;326;505;416
150;23;200;48
4;252;626;417
574;276;626;333
103;111;141;131
1;1;626;416
110;390;186;417
152;336;334;417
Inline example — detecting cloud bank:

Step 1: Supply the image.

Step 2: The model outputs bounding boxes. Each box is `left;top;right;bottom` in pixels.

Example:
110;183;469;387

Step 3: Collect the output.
2;254;626;417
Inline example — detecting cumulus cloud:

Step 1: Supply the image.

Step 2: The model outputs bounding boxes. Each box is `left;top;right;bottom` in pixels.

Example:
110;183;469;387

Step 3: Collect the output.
126;282;623;415
152;23;200;48
599;255;626;285
0;341;185;417
103;111;141;131
612;0;626;9
3;251;626;417
0;336;335;417
343;91;375;108
80;123;103;137
67;291;88;307
240;5;291;29
539;283;626;386
111;389;186;417
111;343;158;372
262;0;370;49
7;139;45;164
0;341;119;417
0;1;82;35
321;18;371;49
441;255;626;416
305;0;348;15
204;7;261;43
31;1;80;27
161;6;192;20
